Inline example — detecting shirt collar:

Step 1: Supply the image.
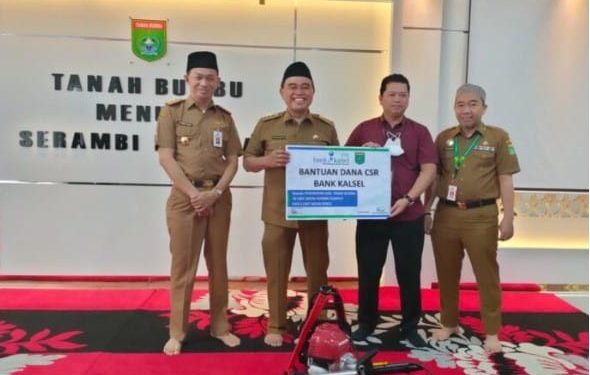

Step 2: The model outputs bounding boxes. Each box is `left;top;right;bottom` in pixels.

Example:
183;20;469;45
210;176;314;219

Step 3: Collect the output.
283;110;312;125
453;122;486;137
186;96;215;112
380;115;406;130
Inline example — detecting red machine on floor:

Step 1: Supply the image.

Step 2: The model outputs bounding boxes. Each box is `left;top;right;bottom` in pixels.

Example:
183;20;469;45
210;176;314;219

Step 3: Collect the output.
284;285;426;375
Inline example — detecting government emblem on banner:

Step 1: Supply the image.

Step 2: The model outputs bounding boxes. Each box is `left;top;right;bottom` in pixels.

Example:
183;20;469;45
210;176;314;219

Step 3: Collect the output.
131;18;167;62
354;152;366;165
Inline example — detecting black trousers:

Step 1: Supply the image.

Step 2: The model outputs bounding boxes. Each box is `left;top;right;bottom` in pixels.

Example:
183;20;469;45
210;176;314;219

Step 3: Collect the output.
355;216;425;332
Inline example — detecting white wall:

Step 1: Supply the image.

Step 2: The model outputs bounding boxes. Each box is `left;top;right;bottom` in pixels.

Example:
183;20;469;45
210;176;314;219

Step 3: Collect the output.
384;0;588;286
0;0;389;279
468;0;589;190
0;0;587;287
0;183;361;278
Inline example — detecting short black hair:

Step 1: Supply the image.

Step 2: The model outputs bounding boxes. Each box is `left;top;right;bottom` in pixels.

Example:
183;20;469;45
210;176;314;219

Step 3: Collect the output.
379;74;410;96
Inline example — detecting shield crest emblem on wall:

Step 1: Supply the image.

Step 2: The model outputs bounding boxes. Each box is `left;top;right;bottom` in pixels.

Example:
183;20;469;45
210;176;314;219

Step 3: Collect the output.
131;19;167;62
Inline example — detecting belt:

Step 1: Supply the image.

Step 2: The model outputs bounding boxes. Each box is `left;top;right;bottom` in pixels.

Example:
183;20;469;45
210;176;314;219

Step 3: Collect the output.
441;198;497;209
192;177;220;188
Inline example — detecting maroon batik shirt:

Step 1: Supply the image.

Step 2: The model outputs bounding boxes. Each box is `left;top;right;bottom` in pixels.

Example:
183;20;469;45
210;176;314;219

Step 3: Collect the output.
345;116;437;222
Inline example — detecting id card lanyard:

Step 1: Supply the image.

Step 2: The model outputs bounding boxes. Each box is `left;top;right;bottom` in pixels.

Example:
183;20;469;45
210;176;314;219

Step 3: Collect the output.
452;132;481;179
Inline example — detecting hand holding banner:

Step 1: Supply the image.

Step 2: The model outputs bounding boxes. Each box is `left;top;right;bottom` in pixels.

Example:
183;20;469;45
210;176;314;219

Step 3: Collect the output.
285;145;391;220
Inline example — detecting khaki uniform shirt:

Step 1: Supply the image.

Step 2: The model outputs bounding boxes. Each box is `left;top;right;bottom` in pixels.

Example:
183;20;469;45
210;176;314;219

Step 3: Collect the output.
435;123;520;201
245;111;339;228
156;97;242;180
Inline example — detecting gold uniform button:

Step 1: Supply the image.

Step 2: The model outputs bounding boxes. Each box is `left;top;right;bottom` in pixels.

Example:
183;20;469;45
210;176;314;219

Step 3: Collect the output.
180;136;190;146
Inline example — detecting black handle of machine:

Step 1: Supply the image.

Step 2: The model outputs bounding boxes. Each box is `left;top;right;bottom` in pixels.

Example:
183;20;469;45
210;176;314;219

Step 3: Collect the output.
356;348;379;368
367;362;424;374
357;349;424;375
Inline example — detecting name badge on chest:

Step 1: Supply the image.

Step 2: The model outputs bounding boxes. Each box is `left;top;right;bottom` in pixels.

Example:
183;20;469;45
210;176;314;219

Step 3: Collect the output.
213;130;223;148
447;184;458;201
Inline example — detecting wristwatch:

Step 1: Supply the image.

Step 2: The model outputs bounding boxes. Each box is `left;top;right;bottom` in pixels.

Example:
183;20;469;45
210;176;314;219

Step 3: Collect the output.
403;194;415;206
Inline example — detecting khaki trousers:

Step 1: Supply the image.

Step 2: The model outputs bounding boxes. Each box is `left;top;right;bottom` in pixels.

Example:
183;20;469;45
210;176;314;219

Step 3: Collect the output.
431;203;501;335
262;221;329;334
166;186;232;340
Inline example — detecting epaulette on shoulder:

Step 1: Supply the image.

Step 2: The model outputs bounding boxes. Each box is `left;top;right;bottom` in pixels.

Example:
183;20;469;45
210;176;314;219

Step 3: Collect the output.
484;124;501;132
259;112;283;122
215;104;231;115
166;98;184;106
311;113;335;126
439;125;459;135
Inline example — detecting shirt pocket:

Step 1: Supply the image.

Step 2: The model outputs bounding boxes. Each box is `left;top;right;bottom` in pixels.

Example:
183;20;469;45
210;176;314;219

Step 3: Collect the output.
204;122;230;156
265;139;287;155
472;149;495;166
471;150;496;160
440;148;455;171
175;121;195;137
308;133;332;146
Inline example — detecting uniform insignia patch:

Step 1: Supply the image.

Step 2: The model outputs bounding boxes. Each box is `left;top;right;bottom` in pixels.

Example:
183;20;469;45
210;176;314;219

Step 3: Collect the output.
506;139;516;155
474;145;496;152
157;110;168;121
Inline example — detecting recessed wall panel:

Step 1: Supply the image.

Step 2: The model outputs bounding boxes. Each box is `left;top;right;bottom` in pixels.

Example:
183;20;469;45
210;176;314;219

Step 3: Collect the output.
297;0;391;50
296;50;389;140
468;0;589;189
0;0;295;46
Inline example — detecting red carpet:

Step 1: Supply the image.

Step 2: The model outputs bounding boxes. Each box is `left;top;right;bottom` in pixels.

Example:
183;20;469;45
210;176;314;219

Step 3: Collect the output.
0;286;576;312
0;287;587;374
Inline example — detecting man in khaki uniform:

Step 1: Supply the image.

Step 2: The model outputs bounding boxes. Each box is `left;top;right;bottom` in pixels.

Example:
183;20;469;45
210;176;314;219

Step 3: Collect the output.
424;83;520;354
156;51;242;355
243;62;339;347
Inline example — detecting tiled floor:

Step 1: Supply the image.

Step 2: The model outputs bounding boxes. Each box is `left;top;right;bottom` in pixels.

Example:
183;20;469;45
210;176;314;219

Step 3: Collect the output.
554;292;589;314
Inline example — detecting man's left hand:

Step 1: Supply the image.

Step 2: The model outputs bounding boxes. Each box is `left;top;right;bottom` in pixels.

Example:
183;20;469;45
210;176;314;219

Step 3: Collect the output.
193;190;219;212
390;198;409;217
498;217;514;241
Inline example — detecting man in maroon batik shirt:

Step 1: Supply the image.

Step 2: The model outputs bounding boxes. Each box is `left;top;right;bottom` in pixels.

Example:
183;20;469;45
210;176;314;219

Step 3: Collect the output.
345;73;437;347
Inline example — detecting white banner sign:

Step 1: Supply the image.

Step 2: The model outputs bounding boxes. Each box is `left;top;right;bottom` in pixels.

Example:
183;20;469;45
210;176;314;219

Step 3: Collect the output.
285;145;391;220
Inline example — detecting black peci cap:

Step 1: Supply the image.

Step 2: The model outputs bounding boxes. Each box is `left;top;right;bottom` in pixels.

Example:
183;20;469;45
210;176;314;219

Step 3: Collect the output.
186;51;218;73
281;61;313;86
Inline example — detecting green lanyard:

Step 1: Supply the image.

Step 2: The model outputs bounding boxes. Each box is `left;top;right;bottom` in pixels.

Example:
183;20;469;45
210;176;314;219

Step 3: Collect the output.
452;133;481;179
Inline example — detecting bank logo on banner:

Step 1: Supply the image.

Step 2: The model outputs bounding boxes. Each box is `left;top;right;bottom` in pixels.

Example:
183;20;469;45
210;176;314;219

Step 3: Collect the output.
131;19;167;62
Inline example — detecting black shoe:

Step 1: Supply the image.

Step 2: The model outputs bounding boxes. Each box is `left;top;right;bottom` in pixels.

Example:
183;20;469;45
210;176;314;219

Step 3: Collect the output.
351;325;374;341
402;329;427;348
